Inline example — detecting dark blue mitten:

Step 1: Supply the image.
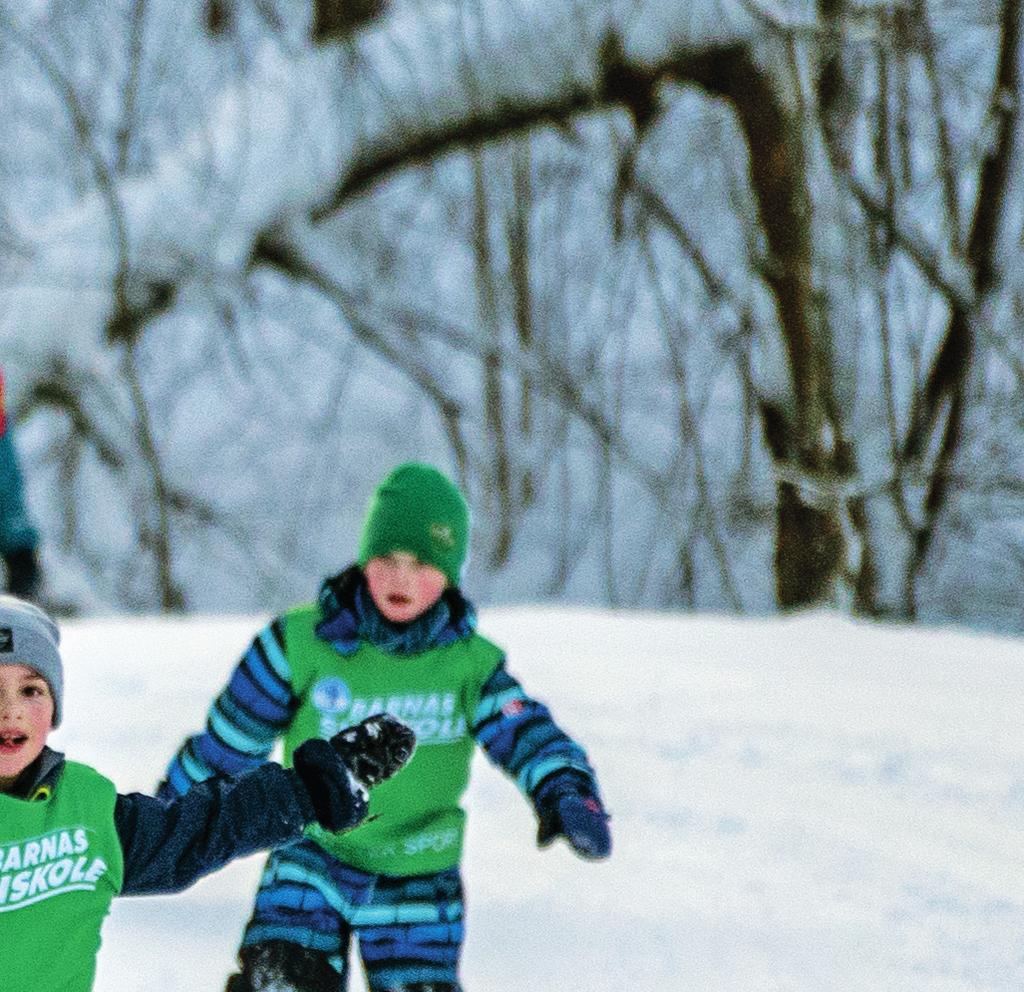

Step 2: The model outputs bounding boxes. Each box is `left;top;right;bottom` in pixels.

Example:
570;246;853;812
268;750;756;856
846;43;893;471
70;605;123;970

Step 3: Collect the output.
292;737;368;832
293;712;417;832
535;772;611;860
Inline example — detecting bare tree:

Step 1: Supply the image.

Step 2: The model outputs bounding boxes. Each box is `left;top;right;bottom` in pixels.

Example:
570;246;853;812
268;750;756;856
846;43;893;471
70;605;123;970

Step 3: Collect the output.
1;0;1022;628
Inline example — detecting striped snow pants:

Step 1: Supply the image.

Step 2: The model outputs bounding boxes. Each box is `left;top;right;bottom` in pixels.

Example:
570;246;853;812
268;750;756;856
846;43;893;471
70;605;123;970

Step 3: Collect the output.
238;839;464;991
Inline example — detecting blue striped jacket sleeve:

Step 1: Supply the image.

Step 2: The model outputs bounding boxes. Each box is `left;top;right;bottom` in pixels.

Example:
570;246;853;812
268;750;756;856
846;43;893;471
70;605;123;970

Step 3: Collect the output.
470;662;597;800
157;619;299;800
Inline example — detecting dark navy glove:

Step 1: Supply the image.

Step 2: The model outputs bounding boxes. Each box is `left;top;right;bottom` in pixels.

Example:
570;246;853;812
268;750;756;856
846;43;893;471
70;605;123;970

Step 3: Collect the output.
293;713;416;832
534;772;611;860
292;737;368;832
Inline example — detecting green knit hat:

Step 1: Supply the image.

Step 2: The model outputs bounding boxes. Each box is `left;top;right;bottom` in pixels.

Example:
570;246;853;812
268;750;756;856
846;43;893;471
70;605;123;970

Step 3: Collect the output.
358;463;470;585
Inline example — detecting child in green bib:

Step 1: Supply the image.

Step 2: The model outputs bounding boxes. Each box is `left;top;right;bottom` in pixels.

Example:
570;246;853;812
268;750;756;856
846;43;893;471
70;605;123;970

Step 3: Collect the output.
159;462;612;992
0;595;415;992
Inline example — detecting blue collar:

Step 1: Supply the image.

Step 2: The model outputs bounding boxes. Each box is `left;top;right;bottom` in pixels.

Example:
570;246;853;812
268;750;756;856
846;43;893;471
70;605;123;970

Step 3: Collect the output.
314;567;477;657
6;746;64;800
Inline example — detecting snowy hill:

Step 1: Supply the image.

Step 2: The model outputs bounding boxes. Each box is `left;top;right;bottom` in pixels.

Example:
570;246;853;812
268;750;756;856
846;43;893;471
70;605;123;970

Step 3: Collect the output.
50;608;1023;992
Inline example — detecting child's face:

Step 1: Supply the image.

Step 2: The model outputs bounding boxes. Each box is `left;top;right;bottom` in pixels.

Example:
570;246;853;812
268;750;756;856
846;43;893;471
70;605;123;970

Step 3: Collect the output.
0;664;54;790
364;552;447;624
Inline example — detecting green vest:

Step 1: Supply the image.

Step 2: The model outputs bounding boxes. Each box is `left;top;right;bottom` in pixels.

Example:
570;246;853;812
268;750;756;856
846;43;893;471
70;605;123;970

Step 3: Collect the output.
282;605;503;876
0;762;124;992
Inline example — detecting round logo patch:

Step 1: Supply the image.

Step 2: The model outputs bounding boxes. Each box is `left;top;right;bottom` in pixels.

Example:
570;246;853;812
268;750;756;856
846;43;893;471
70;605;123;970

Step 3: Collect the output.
311;676;351;714
430;522;455;549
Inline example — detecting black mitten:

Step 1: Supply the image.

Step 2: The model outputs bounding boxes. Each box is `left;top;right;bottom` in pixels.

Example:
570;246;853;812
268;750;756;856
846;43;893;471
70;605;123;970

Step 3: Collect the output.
329;712;417;787
534;771;611;860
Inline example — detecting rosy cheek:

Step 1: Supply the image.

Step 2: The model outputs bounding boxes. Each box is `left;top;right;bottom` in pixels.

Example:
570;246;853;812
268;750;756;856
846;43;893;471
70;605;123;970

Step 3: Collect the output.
418;575;445;603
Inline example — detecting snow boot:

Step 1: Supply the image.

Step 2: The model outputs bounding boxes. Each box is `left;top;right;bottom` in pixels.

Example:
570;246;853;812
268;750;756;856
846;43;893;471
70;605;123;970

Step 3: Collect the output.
377;985;461;992
224;941;339;992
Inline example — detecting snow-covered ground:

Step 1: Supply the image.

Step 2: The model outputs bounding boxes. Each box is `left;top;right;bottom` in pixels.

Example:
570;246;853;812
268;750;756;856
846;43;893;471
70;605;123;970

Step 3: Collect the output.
50;608;1023;991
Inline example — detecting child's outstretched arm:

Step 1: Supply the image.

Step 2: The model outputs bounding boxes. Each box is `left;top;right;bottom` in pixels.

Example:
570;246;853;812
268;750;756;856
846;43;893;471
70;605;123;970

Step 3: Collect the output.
158;620;297;799
471;662;611;859
118;714;415;895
